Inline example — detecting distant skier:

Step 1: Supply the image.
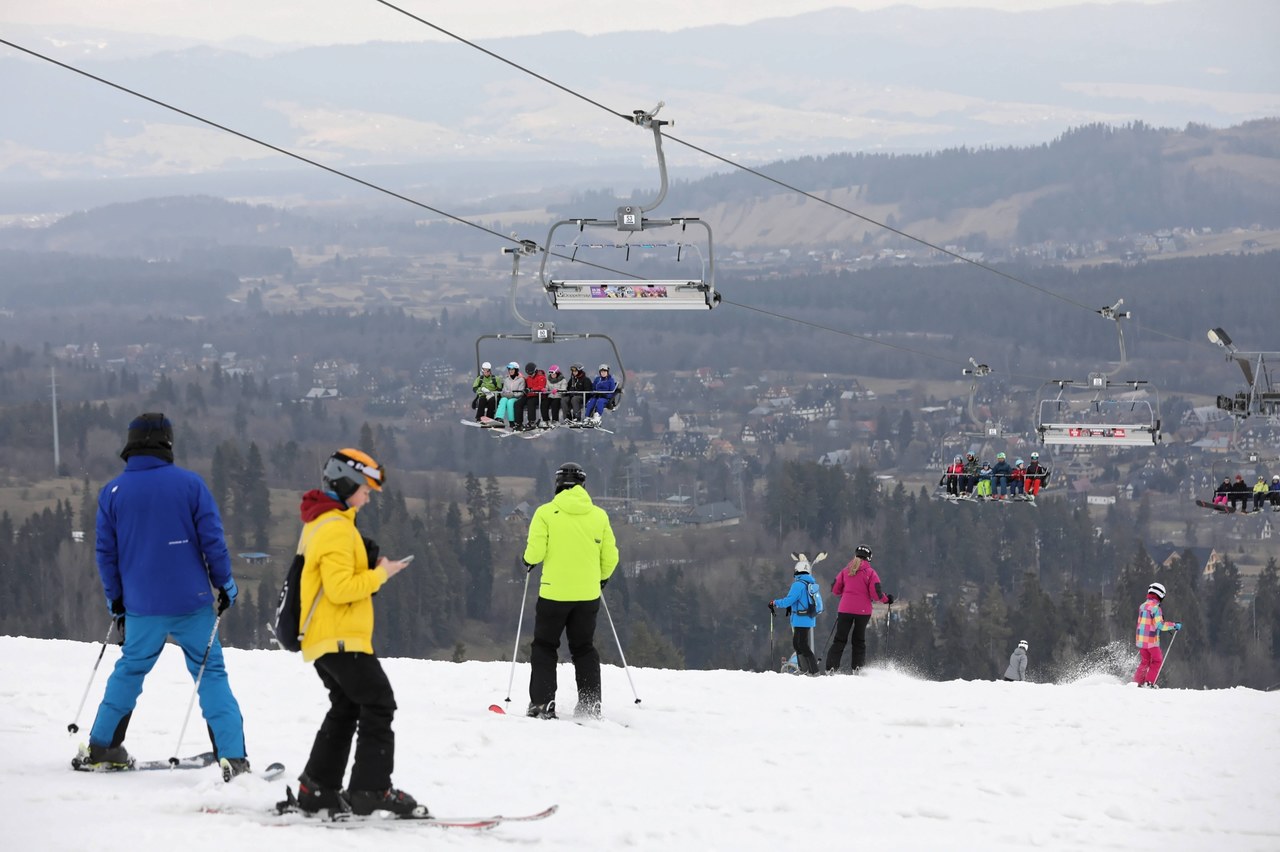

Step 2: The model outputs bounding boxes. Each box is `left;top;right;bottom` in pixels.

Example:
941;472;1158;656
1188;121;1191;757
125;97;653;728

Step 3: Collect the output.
584;364;618;424
471;361;501;422
825;544;893;673
770;553;826;675
1003;640;1028;681
1024;452;1048;497
944;455;965;496
565;363;592;424
495;362;525;427
1133;582;1180;688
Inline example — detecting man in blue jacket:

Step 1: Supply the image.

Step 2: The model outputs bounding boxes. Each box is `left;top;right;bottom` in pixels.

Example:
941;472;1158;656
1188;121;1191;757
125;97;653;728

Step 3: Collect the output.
76;413;249;779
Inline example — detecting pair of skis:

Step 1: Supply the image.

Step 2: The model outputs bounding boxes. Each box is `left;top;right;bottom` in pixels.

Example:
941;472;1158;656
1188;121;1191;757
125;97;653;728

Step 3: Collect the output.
208;789;557;831
72;749;285;781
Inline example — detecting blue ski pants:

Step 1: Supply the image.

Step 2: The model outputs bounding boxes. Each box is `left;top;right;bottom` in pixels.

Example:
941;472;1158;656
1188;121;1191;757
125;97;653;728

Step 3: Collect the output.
90;607;246;759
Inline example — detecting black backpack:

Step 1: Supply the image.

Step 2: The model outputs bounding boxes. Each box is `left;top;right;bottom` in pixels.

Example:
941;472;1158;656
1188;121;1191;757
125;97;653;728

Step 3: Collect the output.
269;517;340;652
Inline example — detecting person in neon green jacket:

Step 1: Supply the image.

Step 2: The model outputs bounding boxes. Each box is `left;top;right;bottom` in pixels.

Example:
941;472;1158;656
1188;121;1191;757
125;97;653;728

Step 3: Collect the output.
523;462;619;719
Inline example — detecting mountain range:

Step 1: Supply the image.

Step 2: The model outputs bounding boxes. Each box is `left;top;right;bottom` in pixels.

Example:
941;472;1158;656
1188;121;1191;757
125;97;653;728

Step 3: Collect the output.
2;0;1277;213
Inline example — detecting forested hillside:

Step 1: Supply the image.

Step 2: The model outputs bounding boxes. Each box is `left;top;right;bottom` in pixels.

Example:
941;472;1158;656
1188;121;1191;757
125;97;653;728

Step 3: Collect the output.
570;120;1280;247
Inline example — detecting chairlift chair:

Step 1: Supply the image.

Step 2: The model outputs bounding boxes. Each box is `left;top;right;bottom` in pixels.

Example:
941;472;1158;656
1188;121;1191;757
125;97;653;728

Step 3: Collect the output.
1035;376;1162;447
537;104;720;311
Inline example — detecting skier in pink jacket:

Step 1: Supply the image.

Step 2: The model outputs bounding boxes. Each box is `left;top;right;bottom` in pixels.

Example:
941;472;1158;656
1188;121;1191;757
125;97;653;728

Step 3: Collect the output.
1133;581;1180;687
825;544;894;673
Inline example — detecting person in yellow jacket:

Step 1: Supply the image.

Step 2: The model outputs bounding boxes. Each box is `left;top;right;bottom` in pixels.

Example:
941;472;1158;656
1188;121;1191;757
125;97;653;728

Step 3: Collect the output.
1253;476;1269;512
523;461;619;720
293;449;418;818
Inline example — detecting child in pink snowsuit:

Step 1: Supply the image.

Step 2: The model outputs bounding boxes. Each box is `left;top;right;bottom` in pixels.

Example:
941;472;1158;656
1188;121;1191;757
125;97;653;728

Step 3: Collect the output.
1133;582;1180;687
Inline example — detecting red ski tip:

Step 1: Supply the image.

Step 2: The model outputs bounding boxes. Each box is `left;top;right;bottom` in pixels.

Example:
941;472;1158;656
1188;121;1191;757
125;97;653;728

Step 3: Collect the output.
488;704;507;714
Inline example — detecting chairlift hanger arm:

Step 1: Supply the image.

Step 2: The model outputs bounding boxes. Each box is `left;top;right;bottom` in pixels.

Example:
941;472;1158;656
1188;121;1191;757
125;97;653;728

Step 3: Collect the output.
500;239;540;330
1094;298;1131;368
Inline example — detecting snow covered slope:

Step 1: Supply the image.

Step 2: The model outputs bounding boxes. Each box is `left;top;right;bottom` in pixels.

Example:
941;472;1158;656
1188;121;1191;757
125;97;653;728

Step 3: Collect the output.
2;636;1276;850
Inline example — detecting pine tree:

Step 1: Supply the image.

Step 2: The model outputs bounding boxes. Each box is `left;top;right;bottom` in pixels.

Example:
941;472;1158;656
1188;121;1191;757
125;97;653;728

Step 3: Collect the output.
243;443;272;551
484;475;503;522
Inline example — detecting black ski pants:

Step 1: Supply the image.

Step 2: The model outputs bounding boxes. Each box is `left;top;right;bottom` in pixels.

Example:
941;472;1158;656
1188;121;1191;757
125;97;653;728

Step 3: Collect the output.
792;625;819;674
529;597;601;709
826;612;872;671
304;652;397;792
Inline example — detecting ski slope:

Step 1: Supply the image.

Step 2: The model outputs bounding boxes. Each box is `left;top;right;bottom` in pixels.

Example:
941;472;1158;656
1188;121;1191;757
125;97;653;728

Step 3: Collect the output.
2;635;1277;851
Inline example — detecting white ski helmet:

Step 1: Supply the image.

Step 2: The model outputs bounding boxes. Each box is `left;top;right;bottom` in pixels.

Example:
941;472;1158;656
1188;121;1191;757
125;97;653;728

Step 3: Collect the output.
1147;582;1166;600
481;361;492;370
1017;640;1029;650
790;551;827;575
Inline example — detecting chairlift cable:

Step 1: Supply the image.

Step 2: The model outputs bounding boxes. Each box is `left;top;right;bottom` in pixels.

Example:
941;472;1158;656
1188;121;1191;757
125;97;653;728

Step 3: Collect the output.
370;0;632;122
368;5;1215;354
0;37;635;284
0;38;1055;380
0;37;1192;381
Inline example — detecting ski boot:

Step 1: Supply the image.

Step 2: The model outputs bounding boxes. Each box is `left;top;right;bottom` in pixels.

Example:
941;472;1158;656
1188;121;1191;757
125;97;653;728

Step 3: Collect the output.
296;772;351;814
346;787;427;817
219;756;252;782
73;742;134;771
527;700;557;719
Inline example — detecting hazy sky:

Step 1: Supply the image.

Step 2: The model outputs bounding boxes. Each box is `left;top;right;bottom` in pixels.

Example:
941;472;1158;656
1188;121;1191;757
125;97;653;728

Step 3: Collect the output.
8;0;1171;44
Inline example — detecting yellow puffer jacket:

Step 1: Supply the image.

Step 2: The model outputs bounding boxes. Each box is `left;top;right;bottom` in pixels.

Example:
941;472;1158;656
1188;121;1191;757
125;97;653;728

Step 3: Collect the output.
523;486;619;602
299;506;388;662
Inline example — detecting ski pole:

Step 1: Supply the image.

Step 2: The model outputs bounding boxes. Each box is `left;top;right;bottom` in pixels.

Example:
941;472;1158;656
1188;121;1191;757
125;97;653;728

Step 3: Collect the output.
601;593;641;704
1151;629;1178;687
504;566;534;707
169;613;220;767
68;619;118;734
822;617;837;669
768;609;775;672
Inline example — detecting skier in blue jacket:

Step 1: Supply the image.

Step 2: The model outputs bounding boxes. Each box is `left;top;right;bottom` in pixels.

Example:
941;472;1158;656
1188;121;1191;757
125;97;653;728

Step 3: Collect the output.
769;555;824;675
76;413;249;779
584;364;619;424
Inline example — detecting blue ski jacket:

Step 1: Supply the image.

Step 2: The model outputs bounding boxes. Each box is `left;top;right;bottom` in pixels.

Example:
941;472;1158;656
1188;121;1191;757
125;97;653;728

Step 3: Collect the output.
96;456;233;616
774;575;818;628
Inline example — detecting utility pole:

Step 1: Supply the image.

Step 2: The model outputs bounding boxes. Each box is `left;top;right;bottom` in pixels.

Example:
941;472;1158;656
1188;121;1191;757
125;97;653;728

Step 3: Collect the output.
51;364;61;475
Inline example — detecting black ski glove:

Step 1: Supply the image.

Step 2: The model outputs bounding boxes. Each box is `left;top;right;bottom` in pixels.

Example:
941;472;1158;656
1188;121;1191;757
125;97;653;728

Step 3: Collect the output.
767;601;777;616
107;598;126;644
600;578;609;589
217;579;239;614
884;594;896;605
524;562;536;573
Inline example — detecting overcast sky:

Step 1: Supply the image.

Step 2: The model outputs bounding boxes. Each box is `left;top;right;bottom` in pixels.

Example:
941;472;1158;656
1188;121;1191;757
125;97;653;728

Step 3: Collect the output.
9;0;1171;44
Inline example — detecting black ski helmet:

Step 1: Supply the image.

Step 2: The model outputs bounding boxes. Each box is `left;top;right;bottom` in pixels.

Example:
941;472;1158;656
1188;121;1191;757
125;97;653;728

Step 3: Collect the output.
855;544;873;560
554;462;587;493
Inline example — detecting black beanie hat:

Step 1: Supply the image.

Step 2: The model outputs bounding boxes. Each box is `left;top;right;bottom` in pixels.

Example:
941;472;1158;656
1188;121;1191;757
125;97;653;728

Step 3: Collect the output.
121;412;175;461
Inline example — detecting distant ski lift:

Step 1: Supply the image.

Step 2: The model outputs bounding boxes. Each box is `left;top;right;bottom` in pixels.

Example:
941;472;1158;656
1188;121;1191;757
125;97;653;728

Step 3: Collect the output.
1035;375;1162;447
1207;327;1280;420
537;103;720;311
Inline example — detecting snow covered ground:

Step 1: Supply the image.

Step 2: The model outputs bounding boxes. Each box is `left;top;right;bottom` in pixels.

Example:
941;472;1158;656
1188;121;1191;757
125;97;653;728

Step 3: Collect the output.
2;634;1277;851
